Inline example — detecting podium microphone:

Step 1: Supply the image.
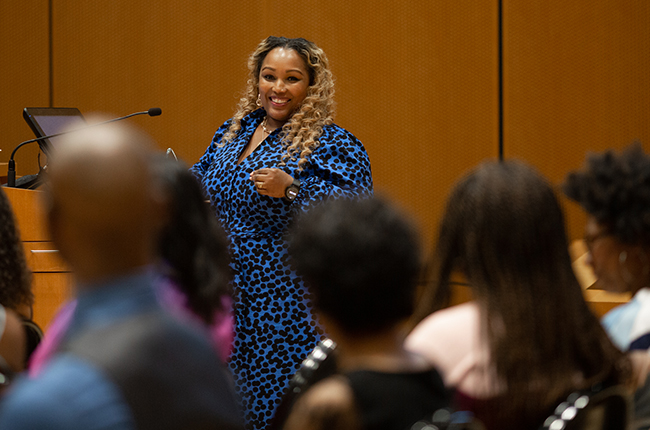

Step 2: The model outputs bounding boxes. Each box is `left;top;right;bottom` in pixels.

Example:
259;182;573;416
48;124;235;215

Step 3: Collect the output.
6;108;162;188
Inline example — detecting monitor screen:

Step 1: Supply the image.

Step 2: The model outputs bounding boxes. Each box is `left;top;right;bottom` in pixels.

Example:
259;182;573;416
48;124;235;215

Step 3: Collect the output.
23;107;85;154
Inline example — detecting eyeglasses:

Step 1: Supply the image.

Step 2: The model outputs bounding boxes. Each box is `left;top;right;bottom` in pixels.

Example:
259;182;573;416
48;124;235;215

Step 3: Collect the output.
583;231;611;251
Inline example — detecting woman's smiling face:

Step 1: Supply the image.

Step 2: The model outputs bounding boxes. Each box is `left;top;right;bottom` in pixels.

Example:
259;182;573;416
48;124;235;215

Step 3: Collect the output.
258;47;310;128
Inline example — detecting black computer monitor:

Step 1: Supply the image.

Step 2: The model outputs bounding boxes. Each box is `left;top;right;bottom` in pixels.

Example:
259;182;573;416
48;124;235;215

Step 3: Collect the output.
23;107;85;155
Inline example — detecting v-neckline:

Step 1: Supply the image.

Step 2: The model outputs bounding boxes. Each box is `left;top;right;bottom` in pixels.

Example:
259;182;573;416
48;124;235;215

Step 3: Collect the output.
236;125;270;166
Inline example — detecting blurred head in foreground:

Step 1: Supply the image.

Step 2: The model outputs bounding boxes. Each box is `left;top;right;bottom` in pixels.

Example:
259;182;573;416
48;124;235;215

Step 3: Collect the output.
42;120;165;285
288;196;421;337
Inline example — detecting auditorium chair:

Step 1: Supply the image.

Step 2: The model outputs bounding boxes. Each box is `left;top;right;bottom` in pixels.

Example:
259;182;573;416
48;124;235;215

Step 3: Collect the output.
267;338;338;430
409;409;486;430
539;385;630;430
22;318;43;368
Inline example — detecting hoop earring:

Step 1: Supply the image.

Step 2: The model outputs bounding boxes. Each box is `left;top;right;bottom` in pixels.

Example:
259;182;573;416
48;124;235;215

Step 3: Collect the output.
256;94;262;107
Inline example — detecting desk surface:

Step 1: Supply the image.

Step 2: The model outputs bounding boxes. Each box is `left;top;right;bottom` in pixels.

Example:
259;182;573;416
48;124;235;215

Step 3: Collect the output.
570;240;631;302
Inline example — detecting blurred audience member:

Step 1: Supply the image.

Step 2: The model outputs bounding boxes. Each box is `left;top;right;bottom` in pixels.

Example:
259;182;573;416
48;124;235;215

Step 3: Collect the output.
0;187;33;320
0;122;242;429
0;187;38;368
284;197;449;430
153;156;234;363
406;160;630;429
564;143;650;424
0;305;26;393
29;156;235;377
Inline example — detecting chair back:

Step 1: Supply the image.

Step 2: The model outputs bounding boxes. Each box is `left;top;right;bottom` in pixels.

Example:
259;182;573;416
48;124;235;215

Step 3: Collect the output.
22;318;44;367
540;385;631;430
410;408;486;430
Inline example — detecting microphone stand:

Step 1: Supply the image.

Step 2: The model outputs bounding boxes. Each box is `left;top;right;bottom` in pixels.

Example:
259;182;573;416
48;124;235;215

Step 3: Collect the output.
6;108;162;188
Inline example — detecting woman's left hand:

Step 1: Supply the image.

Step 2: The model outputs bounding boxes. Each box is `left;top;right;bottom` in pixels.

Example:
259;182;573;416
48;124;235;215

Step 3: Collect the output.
250;168;294;198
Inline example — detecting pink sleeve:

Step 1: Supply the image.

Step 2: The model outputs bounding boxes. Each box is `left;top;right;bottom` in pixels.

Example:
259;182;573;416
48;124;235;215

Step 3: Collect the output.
157;279;234;363
27;301;77;377
208;296;234;363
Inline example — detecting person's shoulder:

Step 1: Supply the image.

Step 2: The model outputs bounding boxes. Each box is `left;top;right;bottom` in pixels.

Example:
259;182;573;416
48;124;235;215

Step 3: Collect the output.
303;374;355;404
163;314;217;354
234;109;265;131
312;124;369;166
283;375;359;430
318;123;363;146
213;110;262;139
213;117;234;135
602;298;640;330
409;302;479;340
0;381;69;429
405;302;480;368
112;312;225;377
0;355;134;429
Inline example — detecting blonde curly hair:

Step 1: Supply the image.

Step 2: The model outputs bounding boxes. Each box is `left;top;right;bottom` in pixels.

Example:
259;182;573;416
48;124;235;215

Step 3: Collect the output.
222;36;336;170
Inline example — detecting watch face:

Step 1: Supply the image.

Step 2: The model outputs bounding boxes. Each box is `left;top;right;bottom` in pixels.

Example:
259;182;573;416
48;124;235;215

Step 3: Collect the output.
286;186;298;200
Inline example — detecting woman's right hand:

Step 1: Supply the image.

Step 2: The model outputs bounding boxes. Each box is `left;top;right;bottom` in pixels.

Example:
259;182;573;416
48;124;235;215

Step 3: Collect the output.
250;168;294;199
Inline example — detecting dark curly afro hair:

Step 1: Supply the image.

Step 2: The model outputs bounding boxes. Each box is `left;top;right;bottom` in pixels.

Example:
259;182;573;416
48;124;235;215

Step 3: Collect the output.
563;143;650;245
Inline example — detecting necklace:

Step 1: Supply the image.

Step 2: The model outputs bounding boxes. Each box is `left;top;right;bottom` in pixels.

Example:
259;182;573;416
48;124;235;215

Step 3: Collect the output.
261;117;276;135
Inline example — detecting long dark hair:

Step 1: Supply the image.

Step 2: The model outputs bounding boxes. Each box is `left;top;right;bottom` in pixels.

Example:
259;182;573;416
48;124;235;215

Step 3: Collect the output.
0;187;33;311
154;157;232;324
413;160;629;420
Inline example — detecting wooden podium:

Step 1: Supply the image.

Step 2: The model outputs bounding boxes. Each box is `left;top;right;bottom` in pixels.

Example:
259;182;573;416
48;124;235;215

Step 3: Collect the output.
4;187;73;330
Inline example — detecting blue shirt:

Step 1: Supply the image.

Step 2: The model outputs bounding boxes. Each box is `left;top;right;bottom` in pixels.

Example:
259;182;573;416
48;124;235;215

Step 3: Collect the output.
602;288;650;351
0;269;159;430
191;109;373;429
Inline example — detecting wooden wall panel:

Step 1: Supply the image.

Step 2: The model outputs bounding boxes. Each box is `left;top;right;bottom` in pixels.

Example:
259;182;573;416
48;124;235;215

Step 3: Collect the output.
0;1;50;178
51;0;498;250
51;1;254;160
503;1;650;240
327;3;499;249
7;1;646;323
5;1;648;248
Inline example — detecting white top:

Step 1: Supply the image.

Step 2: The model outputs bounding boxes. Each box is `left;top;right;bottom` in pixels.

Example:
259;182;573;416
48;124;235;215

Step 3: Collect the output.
602;287;650;351
405;301;502;398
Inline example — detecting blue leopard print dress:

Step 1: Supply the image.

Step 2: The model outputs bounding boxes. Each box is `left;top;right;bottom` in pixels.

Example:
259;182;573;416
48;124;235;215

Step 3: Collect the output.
191;109;373;429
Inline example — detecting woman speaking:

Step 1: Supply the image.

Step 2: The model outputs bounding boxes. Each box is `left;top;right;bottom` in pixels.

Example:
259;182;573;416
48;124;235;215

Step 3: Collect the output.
191;36;373;429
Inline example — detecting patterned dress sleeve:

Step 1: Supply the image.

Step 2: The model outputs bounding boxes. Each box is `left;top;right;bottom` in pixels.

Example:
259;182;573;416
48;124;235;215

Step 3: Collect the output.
291;125;373;210
190;120;232;181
